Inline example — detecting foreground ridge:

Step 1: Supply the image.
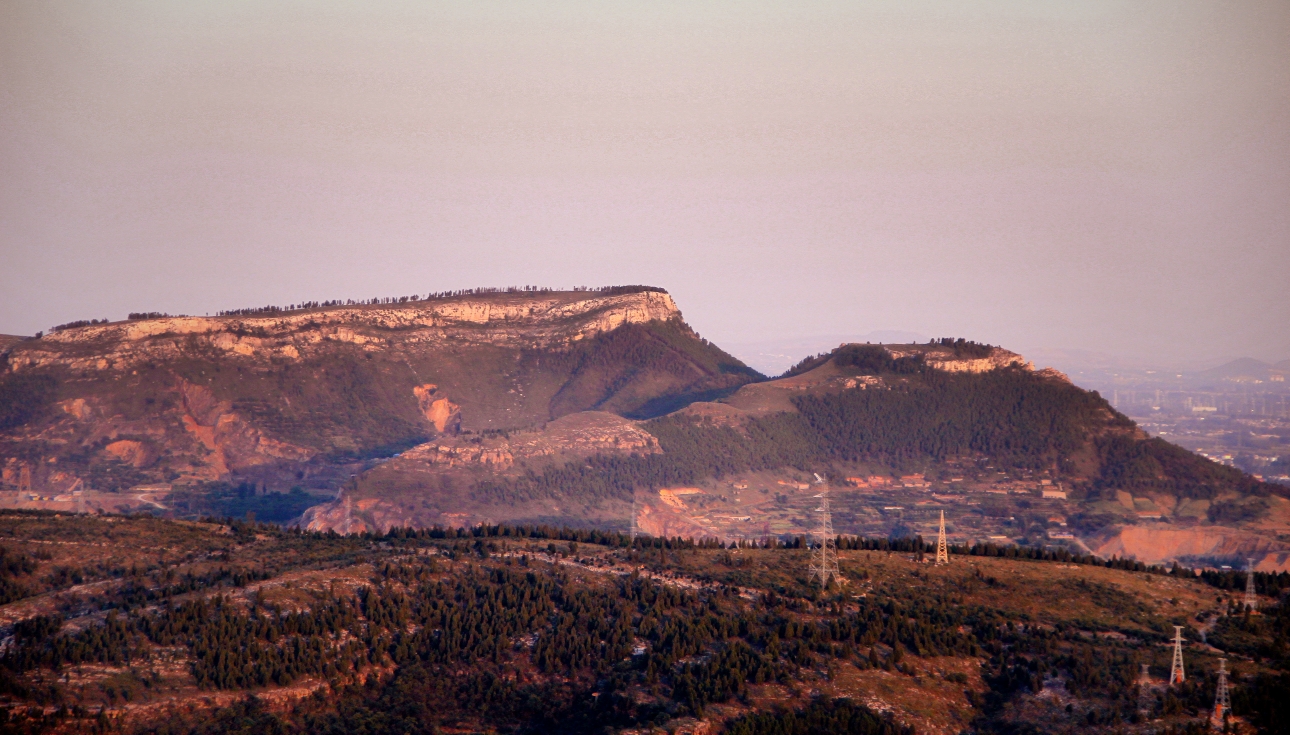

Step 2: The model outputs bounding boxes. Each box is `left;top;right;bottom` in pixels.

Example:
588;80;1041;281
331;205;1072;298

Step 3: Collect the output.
0;512;1284;734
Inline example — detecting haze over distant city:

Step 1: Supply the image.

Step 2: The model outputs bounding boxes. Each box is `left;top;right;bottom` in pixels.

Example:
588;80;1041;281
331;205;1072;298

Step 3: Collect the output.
3;1;1287;369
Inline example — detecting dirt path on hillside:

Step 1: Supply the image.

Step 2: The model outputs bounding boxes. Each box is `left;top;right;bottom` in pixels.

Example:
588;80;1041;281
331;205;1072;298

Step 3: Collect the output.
495;548;761;600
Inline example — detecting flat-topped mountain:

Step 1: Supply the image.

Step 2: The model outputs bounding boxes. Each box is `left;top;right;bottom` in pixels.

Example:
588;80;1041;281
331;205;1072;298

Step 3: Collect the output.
0;287;760;510
2;293;1285;569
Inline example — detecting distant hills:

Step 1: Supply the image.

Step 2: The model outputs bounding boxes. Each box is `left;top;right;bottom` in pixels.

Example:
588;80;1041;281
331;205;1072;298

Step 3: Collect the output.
2;288;1286;568
1019;349;1290;397
1196;357;1290;382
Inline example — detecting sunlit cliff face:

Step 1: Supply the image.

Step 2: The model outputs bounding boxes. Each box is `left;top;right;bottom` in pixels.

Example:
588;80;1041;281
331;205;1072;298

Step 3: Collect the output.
8;291;681;372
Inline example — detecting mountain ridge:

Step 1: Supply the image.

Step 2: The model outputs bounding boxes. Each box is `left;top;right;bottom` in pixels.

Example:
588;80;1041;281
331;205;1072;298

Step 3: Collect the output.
0;287;760;509
1;290;1285;570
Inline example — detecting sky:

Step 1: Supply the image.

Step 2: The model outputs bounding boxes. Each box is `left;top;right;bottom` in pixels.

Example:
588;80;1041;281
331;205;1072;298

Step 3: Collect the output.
2;1;1288;370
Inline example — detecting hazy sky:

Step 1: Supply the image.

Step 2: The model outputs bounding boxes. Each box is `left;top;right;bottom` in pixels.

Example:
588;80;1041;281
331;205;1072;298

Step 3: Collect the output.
3;1;1288;366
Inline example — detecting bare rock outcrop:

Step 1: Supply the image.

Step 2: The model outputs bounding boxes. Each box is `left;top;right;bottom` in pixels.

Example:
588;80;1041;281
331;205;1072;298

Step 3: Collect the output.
885;345;1034;374
104;440;155;468
413;384;461;434
1094;525;1290;572
394;410;657;472
8;290;682;373
177;378;314;478
299;411;659;533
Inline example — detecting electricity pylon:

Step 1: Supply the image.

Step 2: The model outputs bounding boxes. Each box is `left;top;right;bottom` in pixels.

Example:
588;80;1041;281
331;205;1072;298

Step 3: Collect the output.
808;473;843;589
1244;558;1258;611
1168;626;1186;686
1137;664;1154;716
935;510;949;565
1211;658;1231;727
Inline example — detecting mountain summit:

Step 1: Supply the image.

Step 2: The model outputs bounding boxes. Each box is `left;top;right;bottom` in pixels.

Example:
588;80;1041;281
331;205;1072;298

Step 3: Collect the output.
0;287;759;508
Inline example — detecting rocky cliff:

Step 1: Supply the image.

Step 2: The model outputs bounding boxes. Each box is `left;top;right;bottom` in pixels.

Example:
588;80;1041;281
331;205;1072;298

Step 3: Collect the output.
7;289;681;373
884;344;1033;374
0;288;759;508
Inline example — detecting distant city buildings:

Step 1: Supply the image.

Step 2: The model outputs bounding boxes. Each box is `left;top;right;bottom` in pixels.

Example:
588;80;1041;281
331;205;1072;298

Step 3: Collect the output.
1073;360;1290;485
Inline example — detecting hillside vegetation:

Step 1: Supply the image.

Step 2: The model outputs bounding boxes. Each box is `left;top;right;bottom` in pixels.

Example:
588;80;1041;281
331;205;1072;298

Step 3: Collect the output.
472;345;1275;508
0;512;1284;733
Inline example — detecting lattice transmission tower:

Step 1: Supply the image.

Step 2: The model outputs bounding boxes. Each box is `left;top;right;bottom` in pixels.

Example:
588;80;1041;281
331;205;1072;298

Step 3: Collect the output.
1211;658;1231;727
1136;664;1154;717
1168;626;1186;686
808;473;844;589
1244;558;1258;611
935;510;949;565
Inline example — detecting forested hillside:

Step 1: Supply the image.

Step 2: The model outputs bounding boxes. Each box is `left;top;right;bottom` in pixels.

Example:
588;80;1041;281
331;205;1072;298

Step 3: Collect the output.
473;345;1275;507
0;512;1285;733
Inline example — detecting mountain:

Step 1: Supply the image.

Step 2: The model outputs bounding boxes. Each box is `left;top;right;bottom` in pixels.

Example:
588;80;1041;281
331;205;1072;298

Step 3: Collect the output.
1196;357;1276;382
2;291;1285;570
313;339;1289;570
0;287;760;515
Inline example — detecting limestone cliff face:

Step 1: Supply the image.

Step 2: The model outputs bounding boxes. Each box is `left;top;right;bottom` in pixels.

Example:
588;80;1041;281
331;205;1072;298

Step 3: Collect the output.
6;290;681;373
885;345;1036;375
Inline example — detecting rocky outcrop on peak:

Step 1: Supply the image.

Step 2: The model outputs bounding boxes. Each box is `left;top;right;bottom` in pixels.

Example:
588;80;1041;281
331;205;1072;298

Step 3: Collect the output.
884;345;1035;374
5;290;681;374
